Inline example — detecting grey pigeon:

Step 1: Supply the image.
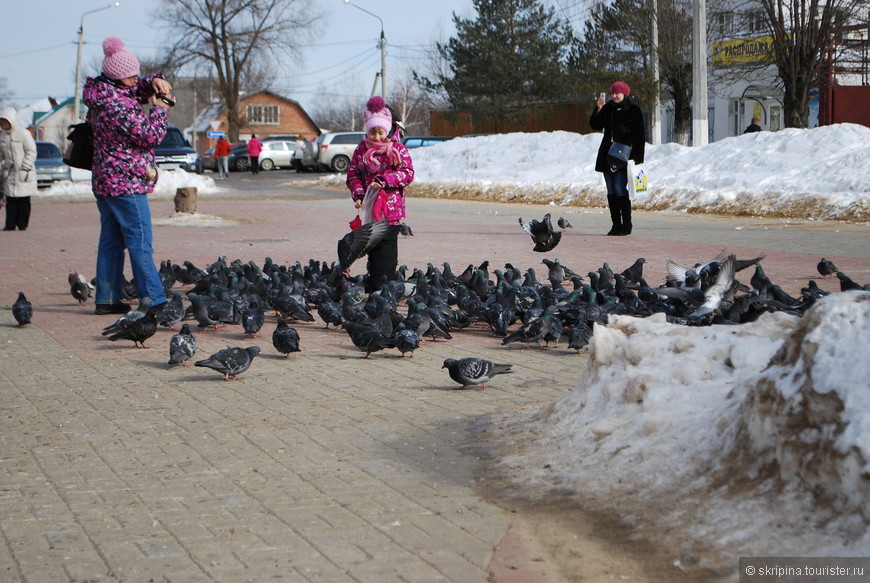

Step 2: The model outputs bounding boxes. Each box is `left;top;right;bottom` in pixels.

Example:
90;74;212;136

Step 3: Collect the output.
168;323;198;367
619;258;646;284
107;310;158;348
68;270;92;305
241;300;266;337
272;319;301;357
157;291;185;328
327;219;392;287
188;293;221;332
195;346;260;380
519;213;561;252
442;357;513;390
342;320;396;358
817;258;838;278
836;271;865;292
567;321;592;354
101;304;149;336
399;223;414;236
501;305;556;350
12;292;32;326
557;217;573;229
393;323;421;358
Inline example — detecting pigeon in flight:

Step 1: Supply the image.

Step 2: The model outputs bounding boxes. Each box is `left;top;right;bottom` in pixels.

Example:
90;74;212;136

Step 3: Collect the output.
12;292;32;326
327;219;393;287
195;346;261;380
519;213;562;252
442;357;513;390
168;323;198;367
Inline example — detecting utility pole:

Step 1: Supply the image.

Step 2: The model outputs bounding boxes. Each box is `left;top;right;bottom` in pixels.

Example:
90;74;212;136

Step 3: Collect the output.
692;0;709;146
650;0;661;144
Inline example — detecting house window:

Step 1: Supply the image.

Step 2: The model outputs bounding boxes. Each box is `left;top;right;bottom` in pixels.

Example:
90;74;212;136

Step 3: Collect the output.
745;10;766;34
246;104;279;125
715;12;734;37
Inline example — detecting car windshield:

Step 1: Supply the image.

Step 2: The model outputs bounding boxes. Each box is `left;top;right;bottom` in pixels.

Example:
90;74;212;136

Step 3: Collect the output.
37;142;62;159
159;130;188;148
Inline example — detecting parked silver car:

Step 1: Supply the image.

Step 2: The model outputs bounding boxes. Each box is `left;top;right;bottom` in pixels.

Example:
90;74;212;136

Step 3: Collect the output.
313;131;365;172
258;140;296;170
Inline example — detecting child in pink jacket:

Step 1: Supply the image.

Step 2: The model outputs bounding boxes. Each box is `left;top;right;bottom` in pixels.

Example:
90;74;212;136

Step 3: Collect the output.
345;96;414;291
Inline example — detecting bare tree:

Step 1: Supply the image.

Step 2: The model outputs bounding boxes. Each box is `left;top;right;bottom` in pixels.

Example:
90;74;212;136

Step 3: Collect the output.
153;0;322;141
757;0;866;127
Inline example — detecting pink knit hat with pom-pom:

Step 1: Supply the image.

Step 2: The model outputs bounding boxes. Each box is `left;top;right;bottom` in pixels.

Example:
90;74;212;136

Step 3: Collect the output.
364;96;392;133
102;37;140;80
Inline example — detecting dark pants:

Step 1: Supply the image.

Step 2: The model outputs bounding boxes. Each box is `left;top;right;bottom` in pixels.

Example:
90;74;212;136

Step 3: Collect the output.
250;157;259;174
4;197;31;230
365;226;400;292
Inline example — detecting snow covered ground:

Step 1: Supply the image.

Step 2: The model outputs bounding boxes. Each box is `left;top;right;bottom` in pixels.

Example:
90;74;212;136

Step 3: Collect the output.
43;124;870;573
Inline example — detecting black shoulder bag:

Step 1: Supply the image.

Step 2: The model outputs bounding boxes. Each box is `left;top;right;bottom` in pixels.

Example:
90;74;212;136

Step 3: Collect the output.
64;122;94;170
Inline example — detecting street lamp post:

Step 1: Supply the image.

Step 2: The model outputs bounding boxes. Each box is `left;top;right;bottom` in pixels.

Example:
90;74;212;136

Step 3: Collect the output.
73;2;120;122
343;0;386;98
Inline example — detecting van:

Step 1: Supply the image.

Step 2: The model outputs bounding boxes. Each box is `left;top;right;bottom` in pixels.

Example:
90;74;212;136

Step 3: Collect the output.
314;131;365;172
154;126;202;174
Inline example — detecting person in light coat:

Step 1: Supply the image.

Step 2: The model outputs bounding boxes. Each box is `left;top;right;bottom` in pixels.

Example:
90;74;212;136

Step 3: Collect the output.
0;106;38;231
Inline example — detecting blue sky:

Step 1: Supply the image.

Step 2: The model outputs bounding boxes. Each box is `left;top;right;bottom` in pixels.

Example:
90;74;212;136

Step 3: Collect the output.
0;1;478;113
1;1;593;114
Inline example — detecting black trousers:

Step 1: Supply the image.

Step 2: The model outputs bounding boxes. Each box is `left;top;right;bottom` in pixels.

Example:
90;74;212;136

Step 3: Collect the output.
365;226;400;292
250;156;259;174
4;197;31;230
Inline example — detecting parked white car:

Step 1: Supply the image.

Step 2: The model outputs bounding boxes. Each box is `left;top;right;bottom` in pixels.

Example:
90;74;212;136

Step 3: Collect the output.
312;131;365;172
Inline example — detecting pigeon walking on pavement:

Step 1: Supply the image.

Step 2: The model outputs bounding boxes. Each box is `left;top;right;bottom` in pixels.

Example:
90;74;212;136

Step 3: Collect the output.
272;319;301;357
816;258;838;278
442;357;513;390
342;320;396;358
195;346;261;380
168;323;198;367
557;217;573;229
12;292;33;326
68;270;92;305
106;310;158;348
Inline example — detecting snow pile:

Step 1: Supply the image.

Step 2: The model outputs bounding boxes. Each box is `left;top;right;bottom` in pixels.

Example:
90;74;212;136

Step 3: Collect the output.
407;124;870;220
495;291;870;573
40;168;218;200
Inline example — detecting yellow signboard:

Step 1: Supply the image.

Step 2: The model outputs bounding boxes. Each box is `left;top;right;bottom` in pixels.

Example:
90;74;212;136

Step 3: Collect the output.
712;35;776;66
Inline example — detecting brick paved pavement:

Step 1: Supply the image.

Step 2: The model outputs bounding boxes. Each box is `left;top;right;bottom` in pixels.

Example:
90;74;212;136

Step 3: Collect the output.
1;182;868;582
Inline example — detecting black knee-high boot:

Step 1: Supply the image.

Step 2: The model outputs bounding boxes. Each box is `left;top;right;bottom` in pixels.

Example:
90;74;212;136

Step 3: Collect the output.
606;195;621;236
618;196;632;235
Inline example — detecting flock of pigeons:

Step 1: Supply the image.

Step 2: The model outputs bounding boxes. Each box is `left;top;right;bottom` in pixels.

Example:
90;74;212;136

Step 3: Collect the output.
8;215;869;388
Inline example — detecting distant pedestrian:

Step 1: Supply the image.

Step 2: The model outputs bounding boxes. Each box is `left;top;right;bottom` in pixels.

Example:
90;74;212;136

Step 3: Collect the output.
83;36;170;315
590;81;646;236
0;106;38;231
215;136;230;178
346;96;415;292
247;135;262;174
744;117;763;134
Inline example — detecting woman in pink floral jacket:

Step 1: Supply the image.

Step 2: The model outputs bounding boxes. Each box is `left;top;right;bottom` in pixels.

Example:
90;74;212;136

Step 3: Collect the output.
346;96;414;292
82;37;172;315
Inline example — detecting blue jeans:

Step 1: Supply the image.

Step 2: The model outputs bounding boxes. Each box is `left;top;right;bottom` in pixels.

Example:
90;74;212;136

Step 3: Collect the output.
604;167;629;197
94;193;165;307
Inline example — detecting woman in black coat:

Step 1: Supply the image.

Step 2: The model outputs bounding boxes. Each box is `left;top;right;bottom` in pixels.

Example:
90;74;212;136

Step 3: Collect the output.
589;81;646;236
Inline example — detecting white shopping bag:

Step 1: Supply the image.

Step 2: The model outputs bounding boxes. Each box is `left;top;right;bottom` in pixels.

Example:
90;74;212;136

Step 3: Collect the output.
627;161;649;200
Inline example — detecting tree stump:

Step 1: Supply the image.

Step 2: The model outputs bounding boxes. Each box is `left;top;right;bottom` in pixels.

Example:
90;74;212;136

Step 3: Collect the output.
174;187;198;213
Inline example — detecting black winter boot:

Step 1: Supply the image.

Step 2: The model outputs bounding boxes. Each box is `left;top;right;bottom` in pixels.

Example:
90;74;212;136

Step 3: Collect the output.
606;195;622;236
618;196;632;235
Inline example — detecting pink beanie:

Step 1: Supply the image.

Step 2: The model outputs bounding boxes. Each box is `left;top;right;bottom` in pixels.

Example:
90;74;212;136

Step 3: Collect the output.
102;37;140;80
364;96;392;133
610;81;631;96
